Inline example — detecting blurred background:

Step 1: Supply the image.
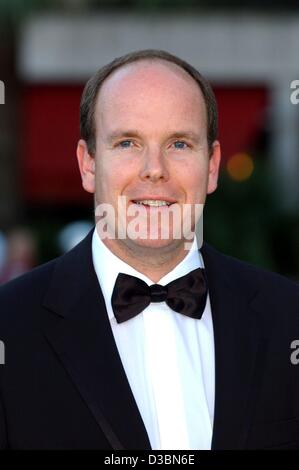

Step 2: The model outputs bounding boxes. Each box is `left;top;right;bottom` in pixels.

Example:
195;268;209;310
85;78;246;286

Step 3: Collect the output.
0;0;299;283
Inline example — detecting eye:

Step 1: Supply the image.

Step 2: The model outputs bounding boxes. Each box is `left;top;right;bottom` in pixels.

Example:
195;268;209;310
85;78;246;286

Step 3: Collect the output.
118;140;133;149
173;140;188;150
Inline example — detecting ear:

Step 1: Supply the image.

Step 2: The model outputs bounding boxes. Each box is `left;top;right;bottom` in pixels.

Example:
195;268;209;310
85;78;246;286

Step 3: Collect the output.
76;139;96;194
207;140;221;195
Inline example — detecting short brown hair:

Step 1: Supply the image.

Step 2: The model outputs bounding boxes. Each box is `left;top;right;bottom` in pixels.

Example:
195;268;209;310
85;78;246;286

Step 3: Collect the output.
80;49;218;154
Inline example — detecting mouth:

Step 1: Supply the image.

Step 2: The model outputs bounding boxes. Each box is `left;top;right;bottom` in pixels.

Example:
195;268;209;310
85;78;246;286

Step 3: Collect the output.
130;198;177;207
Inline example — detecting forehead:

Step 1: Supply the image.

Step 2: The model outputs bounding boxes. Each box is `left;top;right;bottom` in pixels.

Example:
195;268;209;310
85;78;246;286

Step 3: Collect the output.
95;59;206;121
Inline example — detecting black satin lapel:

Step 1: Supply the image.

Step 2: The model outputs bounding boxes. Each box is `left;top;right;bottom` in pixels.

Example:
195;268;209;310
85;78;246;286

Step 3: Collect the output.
201;244;266;450
42;232;151;450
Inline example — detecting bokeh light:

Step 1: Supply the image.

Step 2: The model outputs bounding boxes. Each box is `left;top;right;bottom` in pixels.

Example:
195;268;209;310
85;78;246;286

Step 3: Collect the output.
226;152;254;182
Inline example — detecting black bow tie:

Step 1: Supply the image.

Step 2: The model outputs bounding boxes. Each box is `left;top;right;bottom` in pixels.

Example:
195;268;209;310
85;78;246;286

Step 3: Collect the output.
111;268;208;324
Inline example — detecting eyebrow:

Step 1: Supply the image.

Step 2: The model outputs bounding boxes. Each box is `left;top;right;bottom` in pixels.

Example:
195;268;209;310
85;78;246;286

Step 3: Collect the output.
167;131;201;142
106;129;201;143
106;130;141;143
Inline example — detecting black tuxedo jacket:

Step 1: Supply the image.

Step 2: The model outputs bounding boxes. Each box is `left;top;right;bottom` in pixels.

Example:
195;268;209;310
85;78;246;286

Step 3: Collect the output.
0;230;299;450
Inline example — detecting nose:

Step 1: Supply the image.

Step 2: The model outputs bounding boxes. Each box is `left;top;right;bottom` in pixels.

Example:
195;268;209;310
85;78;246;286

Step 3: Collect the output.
139;145;170;183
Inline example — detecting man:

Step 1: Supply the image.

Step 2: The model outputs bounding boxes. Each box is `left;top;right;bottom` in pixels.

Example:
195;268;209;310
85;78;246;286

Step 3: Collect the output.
0;50;299;450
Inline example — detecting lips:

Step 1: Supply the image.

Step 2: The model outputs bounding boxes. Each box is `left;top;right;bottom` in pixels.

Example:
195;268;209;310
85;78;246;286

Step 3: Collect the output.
130;197;177;207
134;201;170;207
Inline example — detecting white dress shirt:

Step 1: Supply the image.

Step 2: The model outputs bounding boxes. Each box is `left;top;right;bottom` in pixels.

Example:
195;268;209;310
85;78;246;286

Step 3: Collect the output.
92;229;215;450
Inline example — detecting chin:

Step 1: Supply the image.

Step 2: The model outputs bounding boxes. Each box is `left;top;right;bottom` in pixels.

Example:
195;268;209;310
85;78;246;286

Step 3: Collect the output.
125;235;182;252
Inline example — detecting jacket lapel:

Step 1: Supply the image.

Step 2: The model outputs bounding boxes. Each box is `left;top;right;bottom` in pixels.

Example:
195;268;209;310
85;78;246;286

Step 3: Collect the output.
42;231;151;450
201;243;268;449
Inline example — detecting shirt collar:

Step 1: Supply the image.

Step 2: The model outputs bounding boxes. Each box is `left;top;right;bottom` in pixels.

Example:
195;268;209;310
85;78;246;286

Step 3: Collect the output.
92;228;204;321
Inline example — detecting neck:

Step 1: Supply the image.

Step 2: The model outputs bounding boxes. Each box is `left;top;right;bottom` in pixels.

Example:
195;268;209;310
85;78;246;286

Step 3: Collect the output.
101;236;195;283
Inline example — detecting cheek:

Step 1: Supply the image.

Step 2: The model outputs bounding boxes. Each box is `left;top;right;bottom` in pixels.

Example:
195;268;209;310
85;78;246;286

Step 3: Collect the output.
95;159;132;199
180;165;209;202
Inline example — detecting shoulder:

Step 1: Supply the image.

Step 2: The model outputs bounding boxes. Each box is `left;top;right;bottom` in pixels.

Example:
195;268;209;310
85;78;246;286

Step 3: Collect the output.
0;229;94;332
0;258;59;329
0;229;94;306
0;257;57;296
202;242;299;304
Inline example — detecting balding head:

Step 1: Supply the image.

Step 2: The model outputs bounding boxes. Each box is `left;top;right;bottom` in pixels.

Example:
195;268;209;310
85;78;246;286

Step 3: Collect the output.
80;49;218;155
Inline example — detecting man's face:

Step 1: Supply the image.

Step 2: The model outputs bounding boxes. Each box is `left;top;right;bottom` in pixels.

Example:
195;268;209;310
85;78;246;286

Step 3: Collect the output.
77;60;220;253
